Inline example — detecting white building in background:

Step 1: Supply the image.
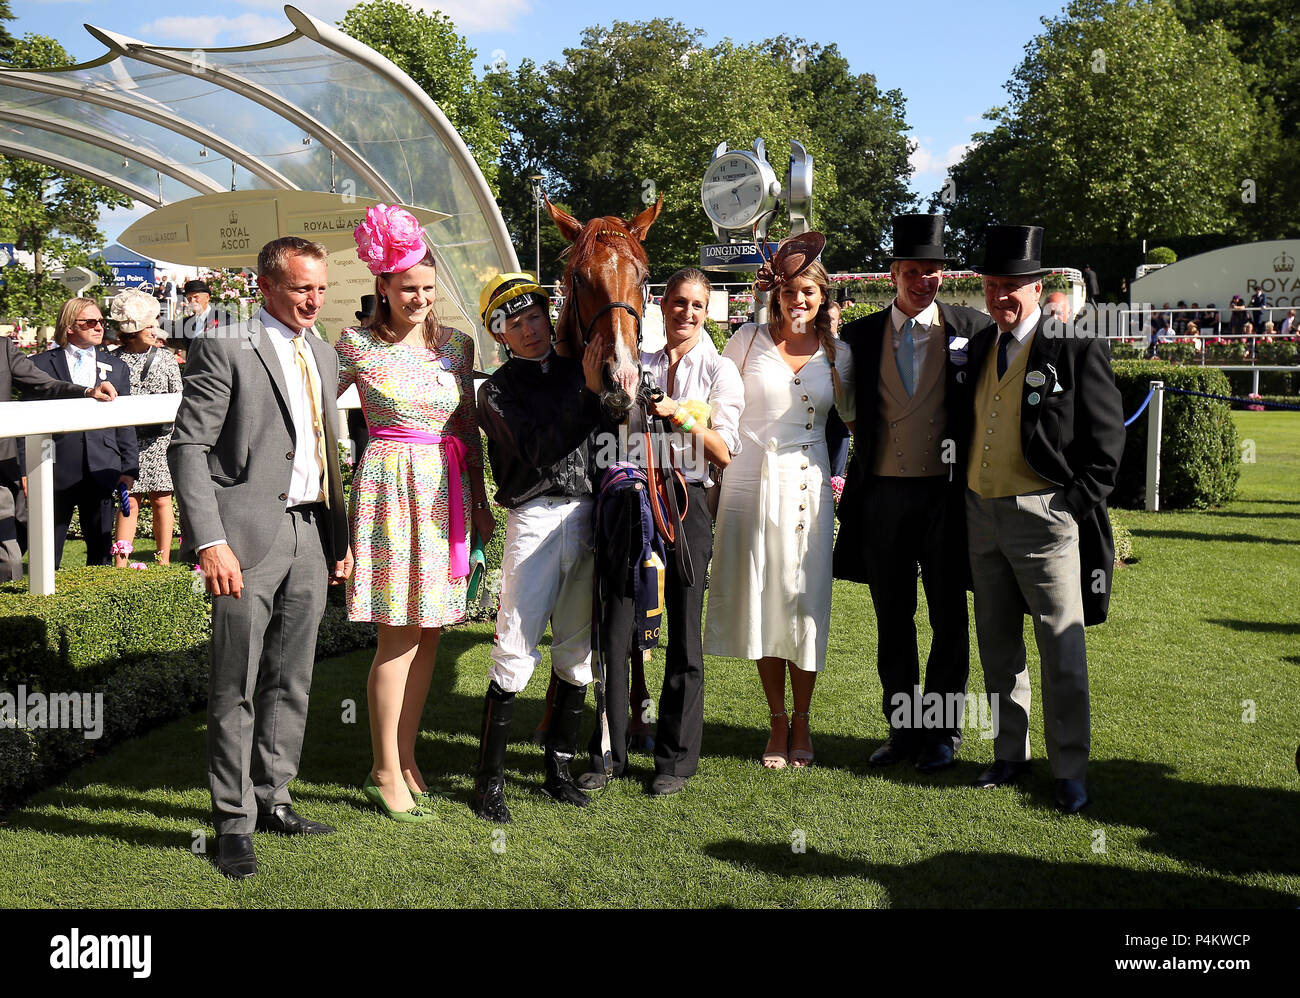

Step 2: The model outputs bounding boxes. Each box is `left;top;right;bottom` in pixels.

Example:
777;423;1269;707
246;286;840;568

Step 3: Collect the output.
1131;240;1300;319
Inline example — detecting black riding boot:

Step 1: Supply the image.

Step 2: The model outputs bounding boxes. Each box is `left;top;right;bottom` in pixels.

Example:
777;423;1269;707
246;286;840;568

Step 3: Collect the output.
542;679;590;807
473;681;515;823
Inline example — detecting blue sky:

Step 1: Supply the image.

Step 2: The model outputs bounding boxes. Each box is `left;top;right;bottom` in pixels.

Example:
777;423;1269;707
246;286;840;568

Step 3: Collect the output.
13;0;1061;244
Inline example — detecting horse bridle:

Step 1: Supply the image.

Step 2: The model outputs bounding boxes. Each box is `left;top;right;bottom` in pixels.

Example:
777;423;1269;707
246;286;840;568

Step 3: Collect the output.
567;229;650;350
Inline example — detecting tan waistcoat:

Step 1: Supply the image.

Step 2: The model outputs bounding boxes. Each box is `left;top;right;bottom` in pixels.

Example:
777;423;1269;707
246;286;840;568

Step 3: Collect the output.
967;330;1054;497
872;312;948;478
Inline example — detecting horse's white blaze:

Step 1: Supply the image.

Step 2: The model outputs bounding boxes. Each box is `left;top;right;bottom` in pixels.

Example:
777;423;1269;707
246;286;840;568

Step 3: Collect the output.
611;321;638;392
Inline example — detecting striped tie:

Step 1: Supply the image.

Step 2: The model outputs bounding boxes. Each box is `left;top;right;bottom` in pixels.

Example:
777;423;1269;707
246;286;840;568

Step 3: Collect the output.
292;332;328;506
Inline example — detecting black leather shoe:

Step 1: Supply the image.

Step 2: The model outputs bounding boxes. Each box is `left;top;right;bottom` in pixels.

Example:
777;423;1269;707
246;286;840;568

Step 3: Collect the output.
540;679;590;807
213;833;257;880
973;759;1029;788
915;743;957;774
255;804;335;835
649;774;687;796
868;738;918;767
474;682;516;823
576;770;608;791
1055;778;1089;814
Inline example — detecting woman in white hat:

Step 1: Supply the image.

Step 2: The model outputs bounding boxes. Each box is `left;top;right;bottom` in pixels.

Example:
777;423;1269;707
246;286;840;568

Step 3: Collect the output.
109;288;182;566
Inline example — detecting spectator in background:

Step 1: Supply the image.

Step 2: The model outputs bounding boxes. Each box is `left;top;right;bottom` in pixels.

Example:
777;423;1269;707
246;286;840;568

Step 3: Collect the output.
1200;304;1220;337
26;297;137;567
1279;309;1295;337
1230;295;1247;334
1044;291;1070;321
1083;264;1100;303
346;295;374;466
108;289;182;567
1249;288;1268;329
1173;301;1189;336
1;321;118;580
178;279;230;341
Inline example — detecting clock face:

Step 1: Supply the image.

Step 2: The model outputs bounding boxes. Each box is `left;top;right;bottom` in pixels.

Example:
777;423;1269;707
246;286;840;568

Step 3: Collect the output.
702;152;767;228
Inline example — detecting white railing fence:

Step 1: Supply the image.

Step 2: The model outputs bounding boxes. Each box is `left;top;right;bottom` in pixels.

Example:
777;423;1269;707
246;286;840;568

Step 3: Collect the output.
0;387;360;595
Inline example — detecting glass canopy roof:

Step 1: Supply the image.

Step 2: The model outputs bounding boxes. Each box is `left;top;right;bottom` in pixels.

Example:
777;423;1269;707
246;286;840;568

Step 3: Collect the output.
0;4;517;362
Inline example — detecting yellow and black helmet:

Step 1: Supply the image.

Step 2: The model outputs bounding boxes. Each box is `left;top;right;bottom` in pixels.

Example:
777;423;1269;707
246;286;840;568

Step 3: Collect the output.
479;273;549;333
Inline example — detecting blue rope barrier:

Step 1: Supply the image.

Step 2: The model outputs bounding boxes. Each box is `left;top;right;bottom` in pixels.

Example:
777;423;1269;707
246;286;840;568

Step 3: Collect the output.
1162;386;1300;412
1124;388;1155;427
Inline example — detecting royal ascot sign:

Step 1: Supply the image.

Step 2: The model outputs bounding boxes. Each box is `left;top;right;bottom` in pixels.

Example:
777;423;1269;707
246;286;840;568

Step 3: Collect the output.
1131;239;1300;310
700;241;780;272
119;191;451;341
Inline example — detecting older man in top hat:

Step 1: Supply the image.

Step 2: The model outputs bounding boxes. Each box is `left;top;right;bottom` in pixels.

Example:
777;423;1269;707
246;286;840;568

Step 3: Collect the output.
177;279;232;341
962;224;1124;813
832;214;991;773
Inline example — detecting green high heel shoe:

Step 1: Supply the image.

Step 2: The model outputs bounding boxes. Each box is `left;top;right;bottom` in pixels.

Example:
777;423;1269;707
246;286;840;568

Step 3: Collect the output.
406;784;435;807
363;774;433;823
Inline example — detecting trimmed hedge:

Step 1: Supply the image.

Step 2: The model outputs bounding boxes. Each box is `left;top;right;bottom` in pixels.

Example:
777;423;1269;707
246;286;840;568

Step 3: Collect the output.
0;566;376;811
1111;362;1240;509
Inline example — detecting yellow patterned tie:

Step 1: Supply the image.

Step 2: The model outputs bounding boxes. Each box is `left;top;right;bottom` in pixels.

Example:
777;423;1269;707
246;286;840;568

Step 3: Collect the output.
292;332;329;506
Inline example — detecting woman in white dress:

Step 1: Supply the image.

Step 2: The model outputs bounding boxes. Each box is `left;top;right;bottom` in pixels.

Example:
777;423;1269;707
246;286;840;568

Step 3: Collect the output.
704;234;854;768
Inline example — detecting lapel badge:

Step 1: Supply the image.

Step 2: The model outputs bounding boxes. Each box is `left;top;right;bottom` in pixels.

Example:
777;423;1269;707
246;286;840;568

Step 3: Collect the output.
956;370;967;384
1025;370;1046;388
1027;391;1041;405
96;361;112;380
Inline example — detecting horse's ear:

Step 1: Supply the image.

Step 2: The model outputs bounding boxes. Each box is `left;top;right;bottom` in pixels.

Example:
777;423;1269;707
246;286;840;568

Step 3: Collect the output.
628;195;663;242
545;197;583;243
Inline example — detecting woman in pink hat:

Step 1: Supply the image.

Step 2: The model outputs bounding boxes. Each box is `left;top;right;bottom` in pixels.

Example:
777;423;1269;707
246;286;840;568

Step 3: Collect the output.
338;204;496;821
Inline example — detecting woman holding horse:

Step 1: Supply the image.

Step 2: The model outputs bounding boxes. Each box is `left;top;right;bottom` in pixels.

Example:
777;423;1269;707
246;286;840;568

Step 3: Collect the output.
338;204;495;821
704;234;855;768
577;267;745;796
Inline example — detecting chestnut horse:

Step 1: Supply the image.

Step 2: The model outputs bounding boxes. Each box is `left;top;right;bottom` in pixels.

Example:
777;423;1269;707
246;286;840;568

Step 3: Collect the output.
546;196;661;412
530;196;663;753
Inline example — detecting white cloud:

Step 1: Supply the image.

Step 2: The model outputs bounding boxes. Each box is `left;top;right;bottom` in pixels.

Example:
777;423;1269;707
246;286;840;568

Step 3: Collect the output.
908;136;973;178
236;0;532;34
138;14;288;47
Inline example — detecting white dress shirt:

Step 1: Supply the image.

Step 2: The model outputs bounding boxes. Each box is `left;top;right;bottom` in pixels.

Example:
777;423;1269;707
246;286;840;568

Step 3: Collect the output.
640;333;745;485
998;306;1042;371
257;308;326;507
890;300;939;388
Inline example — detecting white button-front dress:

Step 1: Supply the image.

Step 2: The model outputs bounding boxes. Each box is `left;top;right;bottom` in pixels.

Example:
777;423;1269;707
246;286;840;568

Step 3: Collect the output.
704;323;856;672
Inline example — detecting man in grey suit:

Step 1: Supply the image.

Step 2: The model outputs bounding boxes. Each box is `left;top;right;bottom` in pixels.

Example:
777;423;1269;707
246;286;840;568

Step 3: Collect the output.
1;336;118;581
169;236;352;880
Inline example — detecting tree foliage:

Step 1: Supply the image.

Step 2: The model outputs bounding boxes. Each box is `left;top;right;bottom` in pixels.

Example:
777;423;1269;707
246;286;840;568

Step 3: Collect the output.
490;19;914;281
338;0;505;193
0;34;130;323
936;0;1262;259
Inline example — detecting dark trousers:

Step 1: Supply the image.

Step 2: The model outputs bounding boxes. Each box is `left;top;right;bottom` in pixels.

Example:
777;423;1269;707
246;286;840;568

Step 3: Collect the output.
588;483;713;778
653;483;712;777
864;475;969;750
53;476;114;568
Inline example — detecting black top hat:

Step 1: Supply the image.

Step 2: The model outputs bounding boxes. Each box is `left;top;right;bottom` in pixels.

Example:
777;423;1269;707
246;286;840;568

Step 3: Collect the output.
182;278;210;295
356;294;376;323
972;225;1052;277
888;214;954;263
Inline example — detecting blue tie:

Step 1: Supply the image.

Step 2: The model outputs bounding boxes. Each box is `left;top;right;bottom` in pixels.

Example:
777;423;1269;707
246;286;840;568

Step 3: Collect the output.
75;348;92;385
896;317;916;397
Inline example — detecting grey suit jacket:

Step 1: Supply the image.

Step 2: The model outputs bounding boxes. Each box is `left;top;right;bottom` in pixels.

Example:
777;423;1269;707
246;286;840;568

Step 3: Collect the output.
167;315;347;570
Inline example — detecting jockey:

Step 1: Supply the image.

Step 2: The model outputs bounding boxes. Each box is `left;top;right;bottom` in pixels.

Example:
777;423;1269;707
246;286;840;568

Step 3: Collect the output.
472;273;605;823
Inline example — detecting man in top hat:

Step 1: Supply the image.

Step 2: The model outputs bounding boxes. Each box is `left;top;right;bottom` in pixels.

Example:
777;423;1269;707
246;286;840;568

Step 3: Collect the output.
177;279;231;341
832;214;992;773
962;224;1124;813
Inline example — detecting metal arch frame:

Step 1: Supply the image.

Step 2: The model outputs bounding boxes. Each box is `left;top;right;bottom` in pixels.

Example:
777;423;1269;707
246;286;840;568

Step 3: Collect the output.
0;140;161;207
84;23;404;208
0;108;223;196
285;5;520;275
0;69;301;192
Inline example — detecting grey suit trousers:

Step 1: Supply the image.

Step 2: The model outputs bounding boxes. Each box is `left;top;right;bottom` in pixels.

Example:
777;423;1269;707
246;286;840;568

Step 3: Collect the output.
209;504;328;835
0;482;20;582
966;488;1090;780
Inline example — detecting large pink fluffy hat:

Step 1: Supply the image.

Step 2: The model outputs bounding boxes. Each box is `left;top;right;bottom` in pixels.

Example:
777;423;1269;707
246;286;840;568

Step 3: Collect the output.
354;203;428;275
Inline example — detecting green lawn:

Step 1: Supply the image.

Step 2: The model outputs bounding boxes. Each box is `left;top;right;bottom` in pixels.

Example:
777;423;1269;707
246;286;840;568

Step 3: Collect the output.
2;413;1297;907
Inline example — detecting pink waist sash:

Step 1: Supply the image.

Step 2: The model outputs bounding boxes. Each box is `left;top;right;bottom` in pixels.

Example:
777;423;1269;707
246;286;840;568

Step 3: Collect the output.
369;426;470;579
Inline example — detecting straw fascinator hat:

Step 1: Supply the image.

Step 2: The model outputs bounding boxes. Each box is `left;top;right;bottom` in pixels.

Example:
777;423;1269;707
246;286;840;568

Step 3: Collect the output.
109;288;161;333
